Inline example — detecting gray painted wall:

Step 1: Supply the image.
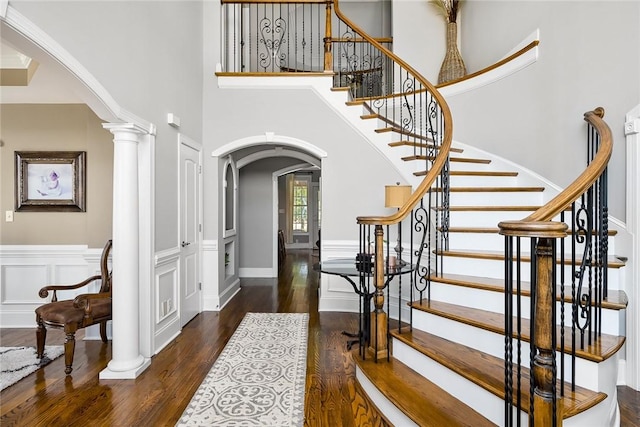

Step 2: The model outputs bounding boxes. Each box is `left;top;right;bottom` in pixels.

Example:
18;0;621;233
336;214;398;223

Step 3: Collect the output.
451;0;640;221
8;0;635;249
202;86;403;244
238;157;301;269
391;0;450;83
12;1;204;251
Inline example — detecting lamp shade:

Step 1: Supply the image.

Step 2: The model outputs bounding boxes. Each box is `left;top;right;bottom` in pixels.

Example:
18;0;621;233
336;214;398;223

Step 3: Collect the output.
385;184;412;208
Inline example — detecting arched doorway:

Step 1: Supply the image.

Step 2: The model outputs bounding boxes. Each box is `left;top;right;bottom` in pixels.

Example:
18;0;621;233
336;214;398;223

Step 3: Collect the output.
210;134;326;308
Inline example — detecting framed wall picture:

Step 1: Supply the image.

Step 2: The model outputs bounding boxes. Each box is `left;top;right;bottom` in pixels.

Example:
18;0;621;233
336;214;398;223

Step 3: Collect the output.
15;151;86;212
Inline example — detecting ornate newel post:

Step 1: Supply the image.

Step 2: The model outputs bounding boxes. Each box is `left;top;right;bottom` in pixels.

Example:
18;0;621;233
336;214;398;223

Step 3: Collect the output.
369;225;387;359
531;237;564;427
323;1;333;72
499;220;567;426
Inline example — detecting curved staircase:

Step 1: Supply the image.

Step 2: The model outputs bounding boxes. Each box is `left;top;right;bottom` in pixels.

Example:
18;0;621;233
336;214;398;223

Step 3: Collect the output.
215;1;628;424
350;102;627;426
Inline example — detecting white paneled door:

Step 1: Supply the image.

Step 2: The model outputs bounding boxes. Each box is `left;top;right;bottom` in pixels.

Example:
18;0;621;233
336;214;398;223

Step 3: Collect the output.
180;139;202;327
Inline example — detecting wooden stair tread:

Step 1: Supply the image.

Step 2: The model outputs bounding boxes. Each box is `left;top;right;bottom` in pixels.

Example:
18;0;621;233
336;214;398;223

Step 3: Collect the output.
448;226;500;233
445;226;618;237
388;140;464;153
449;170;518;176
432;186;545;192
353;351;496;427
403;155;491;164
428;272;628;310
376;127;435;143
410;299;626;362
391;328;608;418
436;248;627;268
438;205;548;211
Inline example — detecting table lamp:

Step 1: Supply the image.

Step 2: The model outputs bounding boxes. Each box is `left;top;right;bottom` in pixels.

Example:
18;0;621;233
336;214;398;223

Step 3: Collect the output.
385;182;412;266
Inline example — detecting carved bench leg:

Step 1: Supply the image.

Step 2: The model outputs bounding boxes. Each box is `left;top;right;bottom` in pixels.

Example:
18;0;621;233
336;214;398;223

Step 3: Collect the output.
100;321;108;343
63;325;78;375
36;315;46;359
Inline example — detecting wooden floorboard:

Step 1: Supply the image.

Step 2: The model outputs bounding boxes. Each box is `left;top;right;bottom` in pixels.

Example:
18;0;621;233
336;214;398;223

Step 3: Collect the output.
0;249;388;427
1;248;637;426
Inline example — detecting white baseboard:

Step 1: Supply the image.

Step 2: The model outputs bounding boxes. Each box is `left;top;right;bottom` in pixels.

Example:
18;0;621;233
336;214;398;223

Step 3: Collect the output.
238;267;276;278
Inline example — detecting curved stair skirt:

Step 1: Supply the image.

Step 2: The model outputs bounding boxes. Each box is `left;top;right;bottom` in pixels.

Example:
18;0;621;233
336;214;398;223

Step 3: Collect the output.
436;29;540;99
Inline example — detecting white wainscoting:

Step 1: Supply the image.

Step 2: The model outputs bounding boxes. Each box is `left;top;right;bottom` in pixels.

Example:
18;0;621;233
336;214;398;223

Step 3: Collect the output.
153;247;181;354
319;240;370;313
202;240;221;310
0;245;104;328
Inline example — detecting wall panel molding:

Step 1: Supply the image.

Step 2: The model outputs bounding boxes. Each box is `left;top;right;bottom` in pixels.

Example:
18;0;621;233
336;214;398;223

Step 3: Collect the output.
0;245;103;328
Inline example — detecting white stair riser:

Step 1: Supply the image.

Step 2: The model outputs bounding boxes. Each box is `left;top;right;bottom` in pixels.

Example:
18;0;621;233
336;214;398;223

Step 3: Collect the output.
427;282;625;336
440;255;623;288
448;161;496;172
447;232;507;251
446;233;615;258
411;310;606;390
448;191;544;206
450;175;519;187
447;210;562;226
355;367;419;427
392;339;521;426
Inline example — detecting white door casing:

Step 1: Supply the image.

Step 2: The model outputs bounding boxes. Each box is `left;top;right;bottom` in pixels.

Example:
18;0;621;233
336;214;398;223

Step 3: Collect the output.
180;136;202;327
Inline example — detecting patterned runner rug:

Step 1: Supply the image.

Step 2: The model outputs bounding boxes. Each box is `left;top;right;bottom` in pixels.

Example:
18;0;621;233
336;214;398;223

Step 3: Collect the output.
177;312;309;426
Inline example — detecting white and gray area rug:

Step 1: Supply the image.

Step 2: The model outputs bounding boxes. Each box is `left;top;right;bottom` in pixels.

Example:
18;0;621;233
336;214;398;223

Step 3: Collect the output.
0;346;64;391
177;312;309;426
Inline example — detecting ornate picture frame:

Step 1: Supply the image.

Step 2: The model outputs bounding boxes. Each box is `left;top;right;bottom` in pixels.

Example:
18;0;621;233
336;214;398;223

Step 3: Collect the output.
15;151;86;212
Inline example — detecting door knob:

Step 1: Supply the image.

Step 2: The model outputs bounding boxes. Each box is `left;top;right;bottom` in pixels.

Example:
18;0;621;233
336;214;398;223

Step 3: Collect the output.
181;241;191;247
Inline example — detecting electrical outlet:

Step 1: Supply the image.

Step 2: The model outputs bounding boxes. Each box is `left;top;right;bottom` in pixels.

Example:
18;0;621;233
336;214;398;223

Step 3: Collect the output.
5;211;14;222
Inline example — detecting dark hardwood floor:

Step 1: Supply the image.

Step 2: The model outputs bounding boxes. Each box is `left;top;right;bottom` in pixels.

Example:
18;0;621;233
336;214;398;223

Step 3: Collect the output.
1;249;638;426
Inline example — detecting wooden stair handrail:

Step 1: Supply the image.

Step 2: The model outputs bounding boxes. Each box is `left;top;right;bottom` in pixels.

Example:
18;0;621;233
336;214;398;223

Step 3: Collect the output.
499;108;612;235
330;0;453;226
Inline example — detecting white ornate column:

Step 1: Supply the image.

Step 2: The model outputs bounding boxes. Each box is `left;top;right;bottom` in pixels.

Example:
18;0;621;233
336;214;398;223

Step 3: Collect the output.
624;106;640;390
100;123;151;379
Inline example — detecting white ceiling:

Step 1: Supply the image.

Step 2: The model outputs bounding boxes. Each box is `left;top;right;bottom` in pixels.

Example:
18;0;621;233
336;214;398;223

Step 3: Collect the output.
1;40;83;104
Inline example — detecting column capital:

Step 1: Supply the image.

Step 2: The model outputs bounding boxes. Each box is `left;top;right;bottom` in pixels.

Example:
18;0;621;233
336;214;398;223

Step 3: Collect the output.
103;122;149;137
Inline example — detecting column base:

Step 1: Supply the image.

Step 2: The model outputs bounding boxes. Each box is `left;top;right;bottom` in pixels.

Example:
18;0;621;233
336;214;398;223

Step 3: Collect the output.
99;357;151;380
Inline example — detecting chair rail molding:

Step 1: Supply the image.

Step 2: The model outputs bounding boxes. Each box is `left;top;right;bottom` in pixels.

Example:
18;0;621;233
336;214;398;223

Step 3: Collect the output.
624;104;640;390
